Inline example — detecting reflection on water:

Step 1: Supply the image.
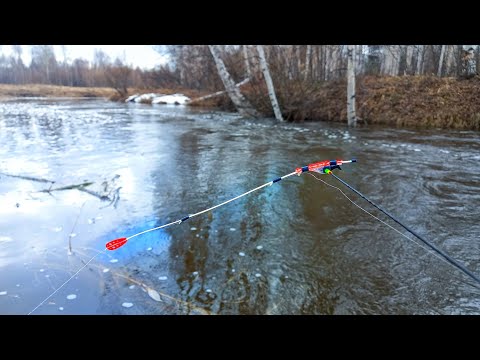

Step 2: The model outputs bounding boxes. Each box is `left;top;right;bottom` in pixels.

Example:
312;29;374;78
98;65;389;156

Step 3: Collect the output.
1;98;480;314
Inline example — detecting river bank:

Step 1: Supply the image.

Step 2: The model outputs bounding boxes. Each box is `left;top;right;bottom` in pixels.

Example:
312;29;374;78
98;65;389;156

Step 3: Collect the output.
2;76;480;130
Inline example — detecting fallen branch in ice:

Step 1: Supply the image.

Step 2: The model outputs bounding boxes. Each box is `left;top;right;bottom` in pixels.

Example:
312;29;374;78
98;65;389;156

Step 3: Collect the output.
189;78;250;104
0;172;55;184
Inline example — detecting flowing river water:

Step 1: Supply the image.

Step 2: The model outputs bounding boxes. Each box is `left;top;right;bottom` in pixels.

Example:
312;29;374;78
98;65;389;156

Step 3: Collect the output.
1;98;479;314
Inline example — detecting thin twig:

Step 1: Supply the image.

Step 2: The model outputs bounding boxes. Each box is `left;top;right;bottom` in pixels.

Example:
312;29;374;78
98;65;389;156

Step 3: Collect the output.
0;172;55;184
68;201;87;254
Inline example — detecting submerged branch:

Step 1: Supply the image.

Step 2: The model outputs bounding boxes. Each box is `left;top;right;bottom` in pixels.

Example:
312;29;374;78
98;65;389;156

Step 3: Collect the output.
0;172;55;184
77;187;111;201
68;201;87;254
38;182;94;193
4;171;121;206
75;253;211;315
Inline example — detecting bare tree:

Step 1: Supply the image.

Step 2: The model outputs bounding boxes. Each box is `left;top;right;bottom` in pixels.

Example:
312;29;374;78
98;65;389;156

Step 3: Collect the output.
404;45;415;75
437;45;446;77
30;45;57;84
415;45;424;75
347;45;357;127
305;45;312;80
243;45;251;78
105;58;132;97
208;45;258;117
382;46;401;75
257;45;283;121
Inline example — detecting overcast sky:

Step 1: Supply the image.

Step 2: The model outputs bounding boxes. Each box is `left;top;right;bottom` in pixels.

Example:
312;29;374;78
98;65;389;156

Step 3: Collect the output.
1;45;168;69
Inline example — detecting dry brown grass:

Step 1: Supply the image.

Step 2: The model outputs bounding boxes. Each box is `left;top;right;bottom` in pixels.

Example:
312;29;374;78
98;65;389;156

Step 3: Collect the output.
243;75;480;130
0;84;116;99
313;75;480;130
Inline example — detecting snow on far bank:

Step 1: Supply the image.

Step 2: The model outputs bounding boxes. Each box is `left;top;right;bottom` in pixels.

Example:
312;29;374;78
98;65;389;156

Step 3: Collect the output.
152;94;190;104
126;93;190;105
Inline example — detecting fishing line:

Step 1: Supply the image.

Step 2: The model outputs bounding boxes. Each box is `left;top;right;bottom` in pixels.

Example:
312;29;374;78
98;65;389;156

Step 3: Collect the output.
325;171;480;286
306;172;480;288
28;250;105;315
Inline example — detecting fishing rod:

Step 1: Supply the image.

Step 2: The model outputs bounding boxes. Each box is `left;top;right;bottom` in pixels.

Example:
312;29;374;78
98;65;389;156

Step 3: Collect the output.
317;167;480;286
29;157;479;314
29;158;357;314
106;159;358;250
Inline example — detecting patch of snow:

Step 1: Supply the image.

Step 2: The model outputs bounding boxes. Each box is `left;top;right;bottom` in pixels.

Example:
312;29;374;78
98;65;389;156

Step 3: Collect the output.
0;291;7;296
239;252;245;257
103;268;110;273
129;285;135;290
256;245;263;250
152;94;190;105
255;273;262;278
122;302;134;308
66;294;77;300
133;93;159;103
190;227;197;231
147;247;152;251
58;307;64;311
158;276;168;281
229;228;236;231
110;259;118;263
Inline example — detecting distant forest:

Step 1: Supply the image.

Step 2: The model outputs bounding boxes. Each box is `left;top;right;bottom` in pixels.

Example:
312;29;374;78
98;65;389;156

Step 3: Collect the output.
1;45;478;91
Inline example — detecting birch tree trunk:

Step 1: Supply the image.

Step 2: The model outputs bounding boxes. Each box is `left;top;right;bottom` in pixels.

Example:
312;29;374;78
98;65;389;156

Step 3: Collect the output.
257;45;283;122
305;45;312;80
208;45;258;117
347;45;357;127
355;45;364;74
297;45;303;78
445;45;455;76
243;45;251;78
324;46;331;80
476;45;480;75
416;45;424;75
437;45;446;77
383;46;401;75
405;45;414;74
